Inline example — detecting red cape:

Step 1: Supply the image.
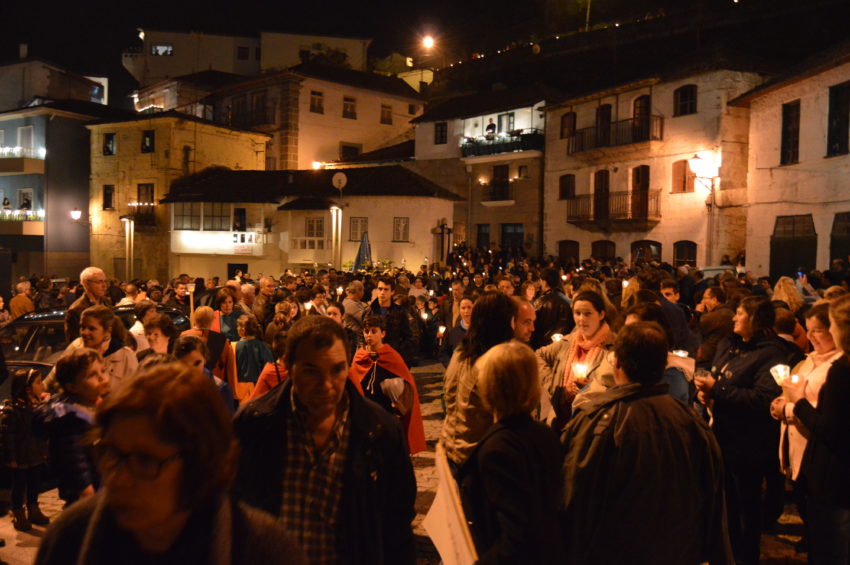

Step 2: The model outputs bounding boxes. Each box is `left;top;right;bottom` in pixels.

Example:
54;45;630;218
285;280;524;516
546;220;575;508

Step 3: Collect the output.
349;344;426;454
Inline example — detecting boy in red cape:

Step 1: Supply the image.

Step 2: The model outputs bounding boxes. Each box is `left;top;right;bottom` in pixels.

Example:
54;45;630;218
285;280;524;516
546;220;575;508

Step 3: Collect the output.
349;316;426;454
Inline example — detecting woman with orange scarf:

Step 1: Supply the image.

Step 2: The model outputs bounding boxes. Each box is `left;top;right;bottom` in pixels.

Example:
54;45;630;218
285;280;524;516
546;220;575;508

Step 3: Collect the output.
536;290;616;428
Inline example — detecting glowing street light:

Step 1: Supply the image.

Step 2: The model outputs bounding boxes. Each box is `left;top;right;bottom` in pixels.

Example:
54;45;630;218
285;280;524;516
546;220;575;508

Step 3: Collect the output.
69;208;82;221
422;36;435;50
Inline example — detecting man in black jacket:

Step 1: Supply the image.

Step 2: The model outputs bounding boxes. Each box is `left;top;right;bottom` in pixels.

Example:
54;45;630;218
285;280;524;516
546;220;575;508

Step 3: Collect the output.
233;316;416;565
530;268;573;350
364;277;415;365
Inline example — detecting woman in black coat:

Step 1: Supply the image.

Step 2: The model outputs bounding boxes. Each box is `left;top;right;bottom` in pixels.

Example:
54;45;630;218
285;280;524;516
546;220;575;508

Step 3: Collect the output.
694;295;786;565
459;341;562;564
783;294;850;564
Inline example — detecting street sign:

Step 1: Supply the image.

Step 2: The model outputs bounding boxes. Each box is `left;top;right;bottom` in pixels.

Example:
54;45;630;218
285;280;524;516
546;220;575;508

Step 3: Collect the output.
332;172;348;190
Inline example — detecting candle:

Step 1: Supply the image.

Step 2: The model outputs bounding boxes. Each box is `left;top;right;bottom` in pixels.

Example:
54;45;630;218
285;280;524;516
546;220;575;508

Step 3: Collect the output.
551;333;563;342
420;312;428;321
561;274;567;281
572;362;589;386
770;364;790;386
305;301;313;311
672;350;688;358
438;325;446;337
428;289;434;297
790;374;801;385
622;280;629;288
336;286;343;296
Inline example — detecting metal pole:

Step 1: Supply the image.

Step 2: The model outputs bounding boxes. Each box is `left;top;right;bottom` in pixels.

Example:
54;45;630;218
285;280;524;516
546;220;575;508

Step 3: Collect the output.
585;0;592;31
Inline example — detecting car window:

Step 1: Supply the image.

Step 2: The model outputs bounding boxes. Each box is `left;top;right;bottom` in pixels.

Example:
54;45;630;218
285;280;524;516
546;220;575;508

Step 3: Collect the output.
30;323;69;364
0;324;37;361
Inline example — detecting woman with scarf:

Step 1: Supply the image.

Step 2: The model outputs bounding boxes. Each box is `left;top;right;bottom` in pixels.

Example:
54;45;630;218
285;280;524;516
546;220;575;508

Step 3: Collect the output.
535;290;615;428
349;316;426;454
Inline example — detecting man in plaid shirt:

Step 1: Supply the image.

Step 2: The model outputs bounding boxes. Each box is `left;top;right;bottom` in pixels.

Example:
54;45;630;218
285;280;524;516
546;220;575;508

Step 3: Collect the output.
233;316;417;565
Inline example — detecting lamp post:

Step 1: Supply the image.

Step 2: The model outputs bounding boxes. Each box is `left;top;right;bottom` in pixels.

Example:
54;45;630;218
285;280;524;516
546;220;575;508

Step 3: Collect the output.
688;153;720;265
120;215;135;282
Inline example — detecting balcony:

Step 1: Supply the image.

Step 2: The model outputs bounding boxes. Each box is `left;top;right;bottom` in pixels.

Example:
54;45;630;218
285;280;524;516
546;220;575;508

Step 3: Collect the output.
0;209;45;236
462;128;544;158
566;189;661;232
480;180;514;206
217;106;276;130
0;147;46;175
568;116;663;155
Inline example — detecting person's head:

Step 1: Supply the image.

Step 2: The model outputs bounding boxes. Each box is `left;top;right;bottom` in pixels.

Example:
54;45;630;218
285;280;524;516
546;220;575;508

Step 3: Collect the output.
80;267;107;300
173;281;188;299
376;277;394;306
773;307;797;336
660;280;680;303
240;284;255;304
512;297;536;343
734;295;775;341
497;277;514;296
172;335;209;379
134;300;158;325
829;294;850;354
363;315;386;351
613;322;668;385
215;288;236;314
803;303;835;355
572;290;607;338
346;280;364;301
80;305;116;350
144;313;178;354
284;316;350;417
311;286;327;307
237;315;259;339
773;276;804;313
11;368;43;405
190;306;214;330
259;277;275;297
473;273;483;287
125;284;139;298
55;348;109;404
413;277;424;289
94;363;234;536
458;297;474;326
451;280;464;300
475;341;540;419
702;286;726;311
624;301;672;349
326;301;344;326
460;292;517;364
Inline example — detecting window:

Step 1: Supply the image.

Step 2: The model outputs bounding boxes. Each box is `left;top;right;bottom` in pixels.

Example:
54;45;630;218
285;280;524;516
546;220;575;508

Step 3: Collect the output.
631;240;662;263
393;217;410;242
827;81;850;157
306;217;324;238
408;104;418;115
560;112;576;139
150;44;173;56
17;126;33;151
773;214;816;238
673;240;697;267
136;183;155;224
434;122;447;145
233;208;246;231
251;91;267;123
0;129;5;146
141;130;155;153
103;133;116;156
339;143;361;161
173;202;201;230
780;100;801;165
350;217;368;241
518;165;529;178
591;240;616;261
342;96;357;119
559;174;576;200
203;203;230;231
673;85;698;116
102;185;114;210
497;112;515;133
671;160;696;193
476;224;490;248
770;215;816;280
593;170;610;220
380;104;393;125
310;91;324;114
237;46;250;60
596;104;612;146
17;188;33;210
231;95;247;127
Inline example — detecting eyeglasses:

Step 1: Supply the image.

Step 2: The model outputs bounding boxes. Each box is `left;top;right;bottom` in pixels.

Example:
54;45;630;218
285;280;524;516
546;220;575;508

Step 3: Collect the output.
95;441;182;481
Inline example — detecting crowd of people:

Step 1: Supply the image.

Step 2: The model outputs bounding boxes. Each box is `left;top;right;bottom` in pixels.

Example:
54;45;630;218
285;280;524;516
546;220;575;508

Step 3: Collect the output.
0;249;847;564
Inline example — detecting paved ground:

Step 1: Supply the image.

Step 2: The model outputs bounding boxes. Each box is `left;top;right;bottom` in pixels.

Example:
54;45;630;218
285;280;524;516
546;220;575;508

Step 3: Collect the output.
0;360;809;564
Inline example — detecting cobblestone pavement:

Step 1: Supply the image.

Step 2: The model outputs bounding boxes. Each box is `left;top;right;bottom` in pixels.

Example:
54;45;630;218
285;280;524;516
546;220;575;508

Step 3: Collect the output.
0;362;809;564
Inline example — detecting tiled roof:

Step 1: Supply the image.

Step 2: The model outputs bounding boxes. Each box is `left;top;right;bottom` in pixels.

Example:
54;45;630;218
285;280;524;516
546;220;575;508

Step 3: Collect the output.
291;63;422;100
161;165;463;204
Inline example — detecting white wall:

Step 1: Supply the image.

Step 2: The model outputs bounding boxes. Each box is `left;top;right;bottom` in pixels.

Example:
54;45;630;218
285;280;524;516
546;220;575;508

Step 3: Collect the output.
745;61;850;276
261;33;371;72
413;121;462;160
460;101;546;138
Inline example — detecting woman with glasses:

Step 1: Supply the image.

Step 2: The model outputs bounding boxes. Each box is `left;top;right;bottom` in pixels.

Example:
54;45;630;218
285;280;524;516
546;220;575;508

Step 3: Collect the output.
34;362;306;565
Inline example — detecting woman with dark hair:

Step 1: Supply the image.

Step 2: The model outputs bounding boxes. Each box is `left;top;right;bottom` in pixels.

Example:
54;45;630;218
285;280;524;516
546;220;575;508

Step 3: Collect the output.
137;313;179;365
536;290;615;426
34;363;306;565
211;287;241;342
440;291;517;471
695;295;786;565
172;334;235;413
440;296;473;367
128;300;158;352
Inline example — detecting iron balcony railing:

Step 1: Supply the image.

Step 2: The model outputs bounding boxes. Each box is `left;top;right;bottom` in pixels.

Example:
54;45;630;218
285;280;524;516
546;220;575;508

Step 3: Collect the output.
567;115;663;154
462;128;544;157
566;189;661;222
482;180;512;201
216;105;276;129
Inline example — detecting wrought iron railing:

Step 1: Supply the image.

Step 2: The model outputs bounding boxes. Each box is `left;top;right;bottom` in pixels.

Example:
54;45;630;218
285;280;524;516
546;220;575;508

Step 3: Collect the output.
462;128;544;157
566;190;661;222
568;116;663;154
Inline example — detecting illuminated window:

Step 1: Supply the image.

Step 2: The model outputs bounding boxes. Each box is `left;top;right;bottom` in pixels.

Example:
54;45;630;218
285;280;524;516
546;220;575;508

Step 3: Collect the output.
306;217;325;237
203;203;230;231
380;104;392;125
103;133;116;156
434;122;447;145
150;44;173;56
350;217;368;241
173;202;200;230
343;96;357;119
673;85;697;116
781;100;801;165
310;91;324;114
102;185;114;210
393;217;410;242
141;130;155;153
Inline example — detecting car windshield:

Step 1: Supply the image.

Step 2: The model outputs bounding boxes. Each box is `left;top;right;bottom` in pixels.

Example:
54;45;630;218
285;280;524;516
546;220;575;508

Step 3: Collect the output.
0;322;68;364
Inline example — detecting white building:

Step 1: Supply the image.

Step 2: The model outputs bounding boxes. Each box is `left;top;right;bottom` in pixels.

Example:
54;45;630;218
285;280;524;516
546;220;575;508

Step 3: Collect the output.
732;45;850;278
161;166;459;278
544;66;765;267
0;54;104;112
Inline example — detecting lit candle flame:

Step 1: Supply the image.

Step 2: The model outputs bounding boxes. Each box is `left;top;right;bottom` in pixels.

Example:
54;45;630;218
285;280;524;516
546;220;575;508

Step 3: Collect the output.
551;333;563;342
572;362;589;381
622;280;629;288
791;374;801;385
305;301;313;311
672;350;688;358
420;312;428;321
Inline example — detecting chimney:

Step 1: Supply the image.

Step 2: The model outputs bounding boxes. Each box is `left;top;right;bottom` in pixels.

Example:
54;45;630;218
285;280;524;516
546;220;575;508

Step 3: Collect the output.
19;43;28;59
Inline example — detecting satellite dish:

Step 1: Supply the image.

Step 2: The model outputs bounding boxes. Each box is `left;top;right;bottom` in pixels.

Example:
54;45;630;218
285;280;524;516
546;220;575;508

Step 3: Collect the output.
332;172;348;191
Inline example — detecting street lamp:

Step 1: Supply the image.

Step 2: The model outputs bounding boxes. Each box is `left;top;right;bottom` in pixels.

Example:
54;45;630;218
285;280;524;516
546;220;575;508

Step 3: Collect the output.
422;36;435;50
688;153;721;265
120;215;135;281
69;208;82;221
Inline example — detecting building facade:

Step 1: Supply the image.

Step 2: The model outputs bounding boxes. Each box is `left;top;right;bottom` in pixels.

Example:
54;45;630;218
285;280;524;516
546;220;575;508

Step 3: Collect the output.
544;69;764;267
0;56;104;112
87;113;269;283
734;49;850;278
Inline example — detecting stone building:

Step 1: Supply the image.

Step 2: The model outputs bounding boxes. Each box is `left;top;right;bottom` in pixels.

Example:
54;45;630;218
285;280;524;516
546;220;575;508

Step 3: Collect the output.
87;112;269;283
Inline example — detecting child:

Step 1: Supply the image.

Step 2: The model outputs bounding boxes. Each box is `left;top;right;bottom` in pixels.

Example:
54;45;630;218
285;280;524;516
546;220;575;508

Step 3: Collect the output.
235;316;274;401
348;316;426;454
34;348;109;507
0;369;49;530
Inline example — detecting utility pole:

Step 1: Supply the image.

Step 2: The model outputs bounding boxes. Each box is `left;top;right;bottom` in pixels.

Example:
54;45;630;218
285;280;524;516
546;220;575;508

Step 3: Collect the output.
585;0;593;31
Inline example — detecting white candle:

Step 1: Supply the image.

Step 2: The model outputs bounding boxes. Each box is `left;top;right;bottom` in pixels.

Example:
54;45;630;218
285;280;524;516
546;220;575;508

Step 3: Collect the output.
672;350;688;358
551;333;563;342
572;362;589;384
305;301;313;311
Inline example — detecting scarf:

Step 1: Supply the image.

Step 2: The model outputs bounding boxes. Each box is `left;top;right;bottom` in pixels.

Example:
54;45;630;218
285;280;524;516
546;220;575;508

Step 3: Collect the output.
562;323;610;387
